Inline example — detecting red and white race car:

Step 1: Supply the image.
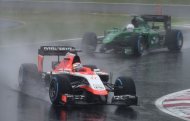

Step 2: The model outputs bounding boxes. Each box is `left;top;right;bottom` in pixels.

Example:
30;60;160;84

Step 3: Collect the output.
18;46;138;106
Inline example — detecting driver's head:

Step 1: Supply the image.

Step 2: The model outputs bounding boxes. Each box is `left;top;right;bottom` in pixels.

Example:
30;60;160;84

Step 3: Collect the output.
73;62;83;71
126;24;134;32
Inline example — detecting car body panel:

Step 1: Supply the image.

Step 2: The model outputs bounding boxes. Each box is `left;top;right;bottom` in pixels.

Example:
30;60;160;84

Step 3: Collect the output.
37;46;137;105
100;15;172;54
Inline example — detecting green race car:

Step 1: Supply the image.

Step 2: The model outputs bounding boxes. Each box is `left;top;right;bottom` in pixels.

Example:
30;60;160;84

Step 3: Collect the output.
82;15;183;56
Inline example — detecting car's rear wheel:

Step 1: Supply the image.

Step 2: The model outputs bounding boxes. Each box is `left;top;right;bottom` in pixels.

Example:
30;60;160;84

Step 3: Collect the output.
18;63;40;90
49;75;72;106
82;32;98;53
166;29;183;51
114;76;136;96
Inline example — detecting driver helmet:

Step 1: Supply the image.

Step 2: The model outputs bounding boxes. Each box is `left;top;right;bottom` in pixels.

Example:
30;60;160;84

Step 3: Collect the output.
73;62;83;71
126;24;134;32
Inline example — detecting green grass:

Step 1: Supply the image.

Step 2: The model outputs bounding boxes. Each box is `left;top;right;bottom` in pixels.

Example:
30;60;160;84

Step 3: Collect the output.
0;11;189;46
32;0;190;5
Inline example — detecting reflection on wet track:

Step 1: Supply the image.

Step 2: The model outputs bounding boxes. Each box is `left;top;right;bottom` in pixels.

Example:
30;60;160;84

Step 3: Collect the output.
0;1;190;120
0;36;190;121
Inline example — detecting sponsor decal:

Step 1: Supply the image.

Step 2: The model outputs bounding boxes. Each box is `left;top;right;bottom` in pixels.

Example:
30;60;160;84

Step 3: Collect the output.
92;83;105;90
77;74;106;91
155;89;190;121
43;46;73;51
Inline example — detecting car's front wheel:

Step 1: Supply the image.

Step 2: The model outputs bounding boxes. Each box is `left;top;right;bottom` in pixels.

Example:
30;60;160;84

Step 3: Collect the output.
131;35;145;56
114;76;136;96
49;76;72;106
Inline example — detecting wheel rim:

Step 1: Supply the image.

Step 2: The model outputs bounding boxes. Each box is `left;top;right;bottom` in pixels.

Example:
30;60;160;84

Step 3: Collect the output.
138;39;144;54
178;39;183;48
49;81;57;101
114;78;124;96
139;42;144;52
177;32;183;49
115;78;123;86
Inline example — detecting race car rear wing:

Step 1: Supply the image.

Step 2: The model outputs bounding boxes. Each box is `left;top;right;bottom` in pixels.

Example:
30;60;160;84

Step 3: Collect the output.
141;15;171;30
38;46;79;72
38;46;77;56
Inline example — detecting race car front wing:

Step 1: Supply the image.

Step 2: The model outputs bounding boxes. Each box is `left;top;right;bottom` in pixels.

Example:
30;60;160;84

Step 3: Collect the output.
112;95;138;106
60;94;138;106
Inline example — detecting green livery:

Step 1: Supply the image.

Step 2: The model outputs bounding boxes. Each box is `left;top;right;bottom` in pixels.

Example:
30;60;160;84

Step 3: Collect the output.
82;15;183;56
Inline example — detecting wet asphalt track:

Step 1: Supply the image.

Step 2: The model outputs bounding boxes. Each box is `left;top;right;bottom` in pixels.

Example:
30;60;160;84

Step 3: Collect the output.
1;2;190;121
0;31;190;121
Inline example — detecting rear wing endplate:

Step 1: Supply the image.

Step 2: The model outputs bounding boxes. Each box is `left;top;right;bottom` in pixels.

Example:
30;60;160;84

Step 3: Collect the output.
38;46;79;73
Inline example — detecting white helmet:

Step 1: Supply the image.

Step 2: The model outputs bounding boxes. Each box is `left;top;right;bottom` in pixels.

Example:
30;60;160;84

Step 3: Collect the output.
126;24;134;32
73;62;82;71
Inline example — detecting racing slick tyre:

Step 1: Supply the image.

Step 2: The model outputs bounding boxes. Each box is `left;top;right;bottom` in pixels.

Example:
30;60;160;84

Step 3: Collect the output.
114;76;136;96
49;75;72;106
166;29;183;51
82;32;98;53
132;35;145;56
18;63;41;91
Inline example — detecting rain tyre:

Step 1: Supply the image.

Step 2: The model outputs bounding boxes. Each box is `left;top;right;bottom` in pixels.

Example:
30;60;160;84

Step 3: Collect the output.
49;75;72;106
114;76;136;96
132;35;145;56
